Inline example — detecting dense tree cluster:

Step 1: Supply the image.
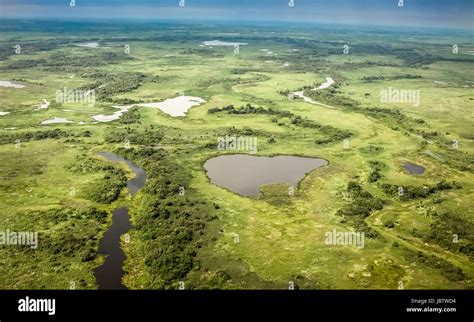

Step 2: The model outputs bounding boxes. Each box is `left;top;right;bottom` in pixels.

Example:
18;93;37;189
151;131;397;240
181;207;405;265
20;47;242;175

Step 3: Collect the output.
104;127;163;146
117;147;219;288
68;155;127;204
379;180;461;200
360;74;422;82
78;72;145;102
0;129;91;145
208;104;352;145
85;168;127;204
42;52;131;72
368;160;385;183
336;182;384;238
426;211;474;258
406;250;466;282
120;108;141;125
303;89;361;109
1;59;43;70
14;207;107;263
180;48;224;58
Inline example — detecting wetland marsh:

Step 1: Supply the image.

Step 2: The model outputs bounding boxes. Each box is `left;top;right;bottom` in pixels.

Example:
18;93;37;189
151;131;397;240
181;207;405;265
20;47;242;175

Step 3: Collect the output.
0;16;472;291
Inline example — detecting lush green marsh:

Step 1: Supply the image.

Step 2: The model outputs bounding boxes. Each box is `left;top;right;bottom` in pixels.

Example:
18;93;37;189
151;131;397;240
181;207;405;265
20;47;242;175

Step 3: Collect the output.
0;19;472;290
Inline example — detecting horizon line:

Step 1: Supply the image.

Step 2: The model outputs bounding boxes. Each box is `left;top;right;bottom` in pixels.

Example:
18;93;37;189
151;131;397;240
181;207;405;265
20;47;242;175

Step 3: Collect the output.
1;16;472;33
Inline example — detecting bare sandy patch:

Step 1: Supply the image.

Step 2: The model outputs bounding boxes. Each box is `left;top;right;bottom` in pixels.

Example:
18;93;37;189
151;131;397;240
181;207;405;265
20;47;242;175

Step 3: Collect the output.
138;96;206;117
0;80;26;88
41;117;74;125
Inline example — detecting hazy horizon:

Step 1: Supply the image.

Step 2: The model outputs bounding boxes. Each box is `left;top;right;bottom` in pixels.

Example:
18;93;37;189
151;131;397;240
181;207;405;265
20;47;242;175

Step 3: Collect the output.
1;0;473;30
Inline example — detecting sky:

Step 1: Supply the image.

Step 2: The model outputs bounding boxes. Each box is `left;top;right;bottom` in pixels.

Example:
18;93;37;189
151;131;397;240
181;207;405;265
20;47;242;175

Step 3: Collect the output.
1;0;473;29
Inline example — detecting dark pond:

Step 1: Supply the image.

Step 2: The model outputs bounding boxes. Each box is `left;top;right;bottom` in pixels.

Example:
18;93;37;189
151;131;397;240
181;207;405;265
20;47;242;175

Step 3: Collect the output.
204;154;328;197
93;152;147;290
403;161;425;175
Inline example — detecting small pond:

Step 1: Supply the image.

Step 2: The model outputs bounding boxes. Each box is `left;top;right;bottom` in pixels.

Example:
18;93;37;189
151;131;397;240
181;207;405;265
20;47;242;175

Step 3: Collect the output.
403;161;425;175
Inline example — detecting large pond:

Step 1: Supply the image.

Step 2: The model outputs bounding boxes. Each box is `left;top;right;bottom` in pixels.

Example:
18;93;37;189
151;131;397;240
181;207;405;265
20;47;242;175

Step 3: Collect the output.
204;154;328;197
93;152;147;289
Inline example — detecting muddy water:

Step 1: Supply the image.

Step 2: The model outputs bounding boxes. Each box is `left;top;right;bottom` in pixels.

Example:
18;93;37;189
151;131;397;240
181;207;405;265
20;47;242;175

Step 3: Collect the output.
204;154;328;197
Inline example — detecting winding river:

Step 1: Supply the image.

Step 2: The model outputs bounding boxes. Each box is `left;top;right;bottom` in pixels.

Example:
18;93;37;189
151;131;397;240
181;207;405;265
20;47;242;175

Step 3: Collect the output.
291;77;337;109
93;152;147;290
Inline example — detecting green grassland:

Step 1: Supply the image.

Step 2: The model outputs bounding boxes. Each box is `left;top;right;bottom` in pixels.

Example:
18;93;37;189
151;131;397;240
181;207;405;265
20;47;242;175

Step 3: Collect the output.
0;20;472;289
